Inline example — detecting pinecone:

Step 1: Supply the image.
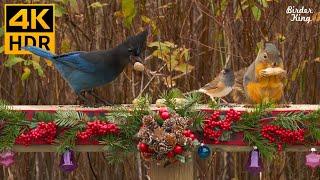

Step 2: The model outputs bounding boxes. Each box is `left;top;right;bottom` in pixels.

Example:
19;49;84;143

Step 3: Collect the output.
137;127;154;144
175;133;187;145
153;141;173;154
162;118;175;133
164;133;177;146
175;116;191;131
142;115;159;130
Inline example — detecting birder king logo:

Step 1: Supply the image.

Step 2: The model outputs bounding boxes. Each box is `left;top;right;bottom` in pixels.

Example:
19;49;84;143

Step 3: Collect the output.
286;6;313;23
4;4;55;54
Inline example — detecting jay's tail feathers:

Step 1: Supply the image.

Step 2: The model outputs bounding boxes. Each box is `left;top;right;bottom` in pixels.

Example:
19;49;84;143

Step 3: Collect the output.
22;46;55;61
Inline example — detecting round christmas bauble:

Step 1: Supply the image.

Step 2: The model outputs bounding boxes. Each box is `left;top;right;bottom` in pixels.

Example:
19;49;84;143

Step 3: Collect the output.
138;143;149;152
160;111;170;120
173;145;184;154
198;144;211;159
167;151;175;158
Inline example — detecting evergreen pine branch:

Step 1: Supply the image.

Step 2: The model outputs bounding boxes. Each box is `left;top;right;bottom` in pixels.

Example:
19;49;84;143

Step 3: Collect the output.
0;100;26;122
161;88;184;111
0;125;21;151
234;103;274;131
243;131;276;159
56;125;85;153
133;94;151;111
176;92;202;116
54;110;86;127
101;135;135;164
302;109;320;141
0;101;29;150
271;112;304;130
33;112;56;122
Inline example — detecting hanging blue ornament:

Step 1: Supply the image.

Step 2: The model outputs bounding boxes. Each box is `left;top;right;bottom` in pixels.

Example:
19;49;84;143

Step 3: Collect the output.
197;143;211;159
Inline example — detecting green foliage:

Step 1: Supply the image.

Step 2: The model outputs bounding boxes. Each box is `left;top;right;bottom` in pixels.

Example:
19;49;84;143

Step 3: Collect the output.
251;6;261;21
243;131;276;159
54;4;66;17
161;89;204;130
102;96;151;163
4;55;25;67
0;26;4;37
234;103;276;159
271;112;304;130
56;125;83;153
54;111;86;127
88;2;108;9
3;55;45;80
33;112;56;122
121;0;136;28
54;110;87;152
101;134;134;164
0;101;29;151
235;103;274;131
148;41;193;87
141;16;159;34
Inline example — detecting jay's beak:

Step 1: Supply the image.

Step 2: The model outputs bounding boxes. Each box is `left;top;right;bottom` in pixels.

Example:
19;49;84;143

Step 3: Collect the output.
130;56;143;64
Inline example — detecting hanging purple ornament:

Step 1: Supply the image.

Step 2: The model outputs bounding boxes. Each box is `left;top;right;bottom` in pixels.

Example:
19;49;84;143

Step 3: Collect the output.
0;150;15;167
305;148;320;169
245;147;263;175
59;149;77;172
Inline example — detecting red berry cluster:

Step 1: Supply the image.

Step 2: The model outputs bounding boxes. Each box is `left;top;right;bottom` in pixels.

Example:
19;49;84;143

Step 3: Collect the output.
203;109;241;144
183;129;196;140
77;120;119;144
261;125;305;151
16;122;57;145
159;108;170;120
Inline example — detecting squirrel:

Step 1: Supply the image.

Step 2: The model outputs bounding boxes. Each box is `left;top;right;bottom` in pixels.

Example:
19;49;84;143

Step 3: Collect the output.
231;43;286;104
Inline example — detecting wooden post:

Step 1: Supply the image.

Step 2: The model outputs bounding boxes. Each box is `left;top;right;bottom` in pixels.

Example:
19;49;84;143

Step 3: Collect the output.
149;160;193;180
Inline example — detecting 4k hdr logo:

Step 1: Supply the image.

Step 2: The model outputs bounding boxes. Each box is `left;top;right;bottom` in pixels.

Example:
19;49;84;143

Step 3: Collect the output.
4;4;55;54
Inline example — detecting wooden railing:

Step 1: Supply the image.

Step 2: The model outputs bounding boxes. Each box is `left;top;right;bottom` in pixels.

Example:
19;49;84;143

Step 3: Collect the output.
7;104;320;180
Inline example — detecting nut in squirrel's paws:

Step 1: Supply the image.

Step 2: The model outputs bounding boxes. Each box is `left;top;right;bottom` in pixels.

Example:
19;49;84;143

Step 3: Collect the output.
133;62;145;72
260;67;286;77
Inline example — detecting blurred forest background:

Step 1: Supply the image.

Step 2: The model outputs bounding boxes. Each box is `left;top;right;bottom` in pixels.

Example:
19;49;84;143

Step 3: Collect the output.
0;0;320;179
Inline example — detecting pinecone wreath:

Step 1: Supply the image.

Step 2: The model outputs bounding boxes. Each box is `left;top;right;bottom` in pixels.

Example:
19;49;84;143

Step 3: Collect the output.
137;112;197;165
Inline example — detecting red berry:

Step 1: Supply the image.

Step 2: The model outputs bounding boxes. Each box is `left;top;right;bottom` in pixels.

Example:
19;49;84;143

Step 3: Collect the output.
173;145;183;154
183;130;191;137
189;134;196;140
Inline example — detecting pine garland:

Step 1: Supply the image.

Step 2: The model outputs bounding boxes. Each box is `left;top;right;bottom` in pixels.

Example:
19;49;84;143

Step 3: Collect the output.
0;94;319;163
0;101;30;151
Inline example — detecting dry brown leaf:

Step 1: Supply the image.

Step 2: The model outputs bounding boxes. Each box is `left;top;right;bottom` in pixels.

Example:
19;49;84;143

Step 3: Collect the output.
312;12;320;22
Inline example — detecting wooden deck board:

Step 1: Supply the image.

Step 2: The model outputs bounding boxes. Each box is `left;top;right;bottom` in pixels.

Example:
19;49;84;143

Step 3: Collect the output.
8;104;320;111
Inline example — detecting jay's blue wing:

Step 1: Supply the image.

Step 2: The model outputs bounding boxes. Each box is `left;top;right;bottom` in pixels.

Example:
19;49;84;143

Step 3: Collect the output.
53;51;104;73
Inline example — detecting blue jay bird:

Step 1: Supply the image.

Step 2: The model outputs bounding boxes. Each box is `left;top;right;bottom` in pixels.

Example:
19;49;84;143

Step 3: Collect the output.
23;29;149;105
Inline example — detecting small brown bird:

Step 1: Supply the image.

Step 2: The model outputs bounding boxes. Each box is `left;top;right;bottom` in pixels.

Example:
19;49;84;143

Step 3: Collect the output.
197;68;235;100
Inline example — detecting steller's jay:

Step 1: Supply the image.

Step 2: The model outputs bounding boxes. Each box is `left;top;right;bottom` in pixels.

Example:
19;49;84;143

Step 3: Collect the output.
23;29;149;105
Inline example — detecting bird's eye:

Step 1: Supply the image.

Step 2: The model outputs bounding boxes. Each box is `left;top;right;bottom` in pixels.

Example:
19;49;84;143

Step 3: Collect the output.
263;53;267;59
